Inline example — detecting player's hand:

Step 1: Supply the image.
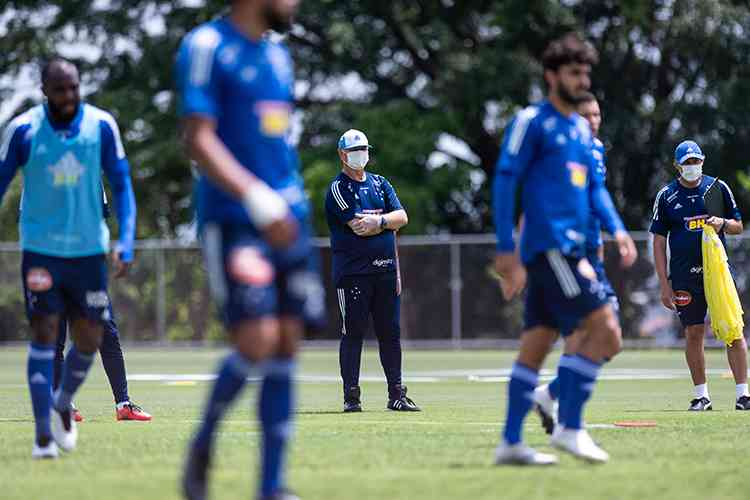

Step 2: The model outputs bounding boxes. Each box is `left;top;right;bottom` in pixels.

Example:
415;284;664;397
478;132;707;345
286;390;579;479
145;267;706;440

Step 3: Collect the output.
263;216;299;248
705;216;724;232
493;252;527;300
110;250;131;279
614;230;638;268
351;213;382;236
660;283;675;310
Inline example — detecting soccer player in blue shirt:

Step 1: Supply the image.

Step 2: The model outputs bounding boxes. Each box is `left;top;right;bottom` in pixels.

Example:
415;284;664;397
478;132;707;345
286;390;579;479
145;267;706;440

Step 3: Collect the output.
650;140;749;411
533;92;620;433
0;58;137;459
325;129;420;413
493;33;637;465
176;1;324;499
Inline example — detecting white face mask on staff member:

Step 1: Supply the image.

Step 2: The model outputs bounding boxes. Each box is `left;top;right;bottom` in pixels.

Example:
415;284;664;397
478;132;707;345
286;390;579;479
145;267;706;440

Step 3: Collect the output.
338;128;373;171
674;139;706;184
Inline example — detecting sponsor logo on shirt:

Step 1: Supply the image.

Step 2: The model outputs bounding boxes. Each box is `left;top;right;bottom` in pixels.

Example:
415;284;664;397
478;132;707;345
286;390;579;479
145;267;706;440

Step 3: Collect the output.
684;215;707;232
673;290;692;307
254;101;291;137
372;258;394;268
48;152;85;186
566;162;588;188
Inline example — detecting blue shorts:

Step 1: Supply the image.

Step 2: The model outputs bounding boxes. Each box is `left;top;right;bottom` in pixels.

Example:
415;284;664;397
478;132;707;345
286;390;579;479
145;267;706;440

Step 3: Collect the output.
524;251;609;336
672;283;707;327
202;223;325;328
336;272;400;340
22;251;111;323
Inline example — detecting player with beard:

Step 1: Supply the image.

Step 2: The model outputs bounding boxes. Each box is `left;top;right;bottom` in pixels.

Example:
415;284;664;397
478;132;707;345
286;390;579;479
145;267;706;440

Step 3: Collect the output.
493;33;636;465
177;1;324;499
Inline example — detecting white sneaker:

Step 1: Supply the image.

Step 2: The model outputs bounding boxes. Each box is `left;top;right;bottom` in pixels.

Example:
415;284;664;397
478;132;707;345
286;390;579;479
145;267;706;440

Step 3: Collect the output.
550;428;609;463
51;407;77;452
494;442;558;466
32;440;59;460
533;385;558;434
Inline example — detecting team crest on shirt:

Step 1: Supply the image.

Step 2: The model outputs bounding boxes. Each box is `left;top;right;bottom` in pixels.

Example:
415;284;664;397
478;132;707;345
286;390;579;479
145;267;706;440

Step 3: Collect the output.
47;152;85;186
254;101;291;137
684;215;707;231
566;162;588;188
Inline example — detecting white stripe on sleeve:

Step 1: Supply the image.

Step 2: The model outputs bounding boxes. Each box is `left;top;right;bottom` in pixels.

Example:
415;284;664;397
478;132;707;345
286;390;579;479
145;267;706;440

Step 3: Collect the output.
507;107;539;155
331;181;348;210
189;27;221;87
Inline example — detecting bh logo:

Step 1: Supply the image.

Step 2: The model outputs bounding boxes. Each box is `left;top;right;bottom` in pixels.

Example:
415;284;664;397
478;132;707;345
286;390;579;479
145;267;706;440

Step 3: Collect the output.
684;215;706;232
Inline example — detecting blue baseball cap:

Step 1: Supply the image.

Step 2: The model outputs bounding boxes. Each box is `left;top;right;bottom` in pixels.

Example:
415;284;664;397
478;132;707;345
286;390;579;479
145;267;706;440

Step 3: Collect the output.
338;129;372;151
674;140;705;165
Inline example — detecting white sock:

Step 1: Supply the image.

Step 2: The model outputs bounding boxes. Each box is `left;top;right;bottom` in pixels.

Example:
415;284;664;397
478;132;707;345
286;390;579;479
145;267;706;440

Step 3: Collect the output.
116;401;130;410
736;384;749;400
694;383;709;400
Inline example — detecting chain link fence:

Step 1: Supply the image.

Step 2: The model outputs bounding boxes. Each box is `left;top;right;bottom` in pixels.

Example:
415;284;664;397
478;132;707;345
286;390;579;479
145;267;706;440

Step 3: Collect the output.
0;233;748;346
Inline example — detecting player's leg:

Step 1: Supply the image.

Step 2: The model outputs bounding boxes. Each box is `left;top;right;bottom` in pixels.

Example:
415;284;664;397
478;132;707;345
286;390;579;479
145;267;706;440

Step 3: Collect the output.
257;316;301;499
183;228;281;500
726;336;750;409
23;253;66;459
495;326;559;465
337;275;372;412
52;316;67;394
99;308;152;421
372;272;418;411
674;288;711;410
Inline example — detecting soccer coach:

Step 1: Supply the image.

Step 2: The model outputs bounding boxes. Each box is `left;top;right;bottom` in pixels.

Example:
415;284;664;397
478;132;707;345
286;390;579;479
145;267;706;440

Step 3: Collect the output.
325;129;420;413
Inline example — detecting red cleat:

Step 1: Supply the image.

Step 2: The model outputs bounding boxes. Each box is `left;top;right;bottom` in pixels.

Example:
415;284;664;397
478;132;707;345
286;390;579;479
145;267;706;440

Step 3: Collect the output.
116;402;152;421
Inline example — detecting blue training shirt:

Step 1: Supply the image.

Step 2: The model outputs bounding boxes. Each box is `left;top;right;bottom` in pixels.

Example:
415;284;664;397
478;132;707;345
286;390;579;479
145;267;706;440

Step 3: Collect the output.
325;172;402;285
0;103;136;260
493;100;624;264
175;18;309;231
649;175;741;287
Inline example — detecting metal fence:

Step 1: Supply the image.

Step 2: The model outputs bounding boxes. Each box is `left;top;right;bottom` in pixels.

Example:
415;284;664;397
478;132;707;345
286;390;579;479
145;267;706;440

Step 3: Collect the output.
0;232;748;346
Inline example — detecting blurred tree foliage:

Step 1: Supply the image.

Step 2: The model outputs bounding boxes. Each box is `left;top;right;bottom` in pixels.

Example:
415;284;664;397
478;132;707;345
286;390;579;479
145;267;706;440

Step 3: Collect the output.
1;0;750;238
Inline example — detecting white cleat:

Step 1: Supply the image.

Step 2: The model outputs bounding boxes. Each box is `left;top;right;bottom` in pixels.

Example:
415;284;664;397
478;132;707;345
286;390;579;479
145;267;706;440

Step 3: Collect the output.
494;442;558;466
533;385;558;435
32;440;59;460
51;407;78;452
550;428;609;463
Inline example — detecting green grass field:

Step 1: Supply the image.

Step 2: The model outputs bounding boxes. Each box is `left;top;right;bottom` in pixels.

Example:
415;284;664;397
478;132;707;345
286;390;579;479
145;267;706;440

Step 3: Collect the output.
2;347;748;500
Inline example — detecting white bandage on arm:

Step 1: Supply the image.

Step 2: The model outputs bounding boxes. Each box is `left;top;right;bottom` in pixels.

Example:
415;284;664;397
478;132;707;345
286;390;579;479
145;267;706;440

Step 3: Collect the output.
242;181;289;228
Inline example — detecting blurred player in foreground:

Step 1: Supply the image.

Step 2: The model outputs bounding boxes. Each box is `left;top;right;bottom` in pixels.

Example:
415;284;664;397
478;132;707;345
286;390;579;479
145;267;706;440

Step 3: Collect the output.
0;58;136;459
325;129;419;412
532;92;620;433
650;140;749;411
177;0;323;499
493;33;636;465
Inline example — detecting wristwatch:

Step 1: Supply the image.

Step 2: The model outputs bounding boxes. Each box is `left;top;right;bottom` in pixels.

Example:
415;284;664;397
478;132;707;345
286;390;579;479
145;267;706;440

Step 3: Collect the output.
720;218;726;232
380;216;387;230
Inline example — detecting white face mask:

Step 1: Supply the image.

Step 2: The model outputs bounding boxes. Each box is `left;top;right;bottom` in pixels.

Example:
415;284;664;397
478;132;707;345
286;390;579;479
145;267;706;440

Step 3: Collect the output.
680;162;703;182
346;150;369;170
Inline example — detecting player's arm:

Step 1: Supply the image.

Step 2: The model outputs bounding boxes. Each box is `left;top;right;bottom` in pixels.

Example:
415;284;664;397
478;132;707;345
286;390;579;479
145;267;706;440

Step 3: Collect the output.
176;30;294;247
0;121;30;205
493;110;537;299
100;117;136;278
649;190;674;310
706;180;743;235
588;151;637;267
326;180;361;234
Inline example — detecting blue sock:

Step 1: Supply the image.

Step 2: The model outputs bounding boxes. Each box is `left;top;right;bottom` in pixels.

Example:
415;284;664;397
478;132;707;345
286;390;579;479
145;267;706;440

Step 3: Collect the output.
502;362;538;445
193;351;252;452
560;354;601;430
28;342;55;442
554;354;575;424
259;359;295;497
548;377;560;400
100;319;129;404
54;347;95;411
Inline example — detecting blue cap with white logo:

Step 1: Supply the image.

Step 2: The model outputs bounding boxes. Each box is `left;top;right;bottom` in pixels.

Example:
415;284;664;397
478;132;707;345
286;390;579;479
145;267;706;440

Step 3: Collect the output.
338;129;372;151
674;140;705;165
